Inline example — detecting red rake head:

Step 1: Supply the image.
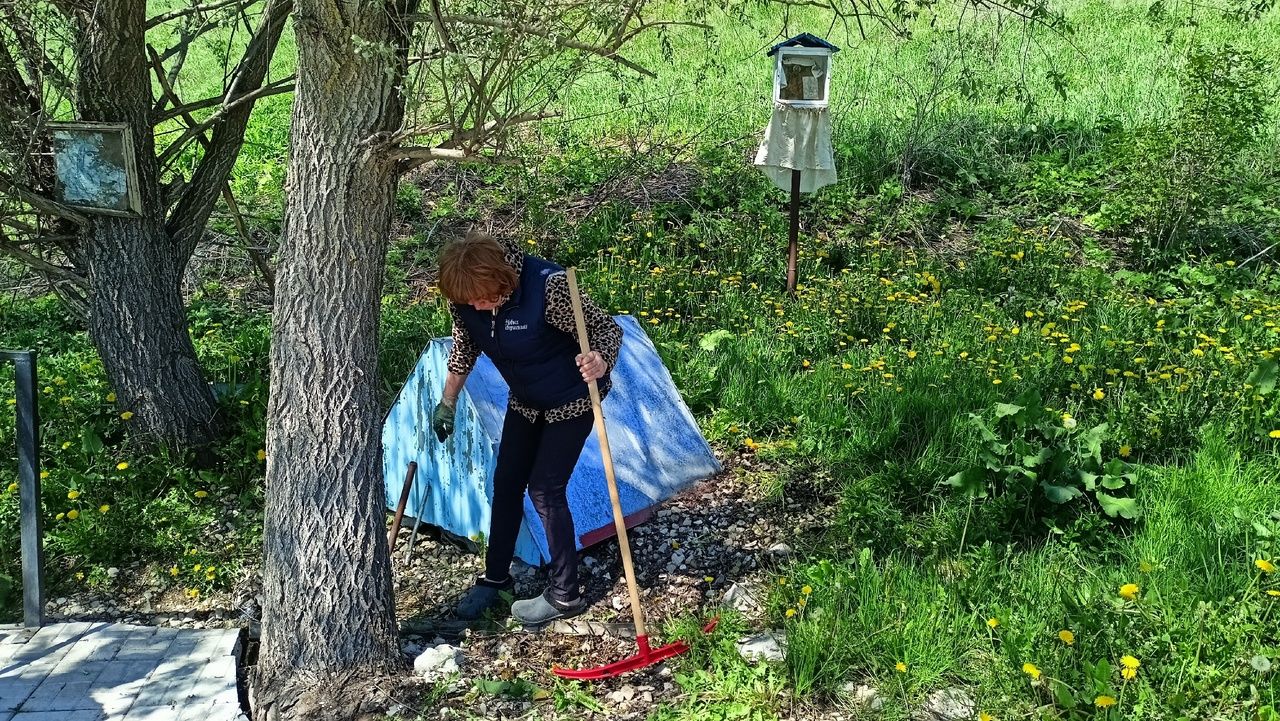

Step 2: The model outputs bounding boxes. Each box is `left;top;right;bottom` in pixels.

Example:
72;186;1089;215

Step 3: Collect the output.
552;618;719;680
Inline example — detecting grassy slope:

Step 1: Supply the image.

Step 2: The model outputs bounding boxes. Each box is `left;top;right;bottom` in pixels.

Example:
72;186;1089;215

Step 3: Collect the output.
2;0;1278;718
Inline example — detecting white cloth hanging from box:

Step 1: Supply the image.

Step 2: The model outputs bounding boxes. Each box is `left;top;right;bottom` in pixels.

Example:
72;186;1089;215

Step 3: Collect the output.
753;104;837;193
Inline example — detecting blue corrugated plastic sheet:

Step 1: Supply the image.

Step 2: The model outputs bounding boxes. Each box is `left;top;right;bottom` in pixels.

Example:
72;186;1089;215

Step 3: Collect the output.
382;315;722;565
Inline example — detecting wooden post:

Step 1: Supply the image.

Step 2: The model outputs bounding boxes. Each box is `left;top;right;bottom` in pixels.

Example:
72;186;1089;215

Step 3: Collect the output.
786;168;801;296
3;350;44;628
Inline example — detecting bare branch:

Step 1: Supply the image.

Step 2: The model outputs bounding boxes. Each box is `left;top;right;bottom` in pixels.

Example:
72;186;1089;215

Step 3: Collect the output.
147;44;277;291
393;146;521;165
146;0;253;28
0;172;90;225
0;238;87;287
617;19;714;46
164;0;292;258
1;4;75;98
155;75;294;126
407;13;658;77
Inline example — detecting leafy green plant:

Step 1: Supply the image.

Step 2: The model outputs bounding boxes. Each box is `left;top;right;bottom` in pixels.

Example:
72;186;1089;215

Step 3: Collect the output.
1095;44;1275;255
946;389;1140;522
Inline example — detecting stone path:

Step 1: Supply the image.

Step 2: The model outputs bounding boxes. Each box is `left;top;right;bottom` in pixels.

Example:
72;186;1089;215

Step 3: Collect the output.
0;622;244;721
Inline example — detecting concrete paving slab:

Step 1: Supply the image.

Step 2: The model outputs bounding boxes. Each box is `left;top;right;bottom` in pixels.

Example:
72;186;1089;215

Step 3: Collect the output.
1;623;243;721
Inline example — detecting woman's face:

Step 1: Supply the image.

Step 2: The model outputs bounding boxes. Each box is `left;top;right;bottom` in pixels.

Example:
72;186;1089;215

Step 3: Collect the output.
468;294;506;311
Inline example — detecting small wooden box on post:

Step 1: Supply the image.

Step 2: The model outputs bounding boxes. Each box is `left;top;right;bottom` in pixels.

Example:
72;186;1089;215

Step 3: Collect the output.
755;33;841;295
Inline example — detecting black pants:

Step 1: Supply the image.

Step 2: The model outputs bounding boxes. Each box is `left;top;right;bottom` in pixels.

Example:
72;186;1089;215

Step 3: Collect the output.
485;407;593;603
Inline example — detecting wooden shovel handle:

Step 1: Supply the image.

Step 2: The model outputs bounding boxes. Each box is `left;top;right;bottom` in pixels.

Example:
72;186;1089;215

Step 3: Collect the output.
566;268;646;641
388;461;418;552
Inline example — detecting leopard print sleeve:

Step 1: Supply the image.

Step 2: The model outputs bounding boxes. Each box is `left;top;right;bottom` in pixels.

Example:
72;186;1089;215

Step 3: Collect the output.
446;303;480;375
543;271;623;371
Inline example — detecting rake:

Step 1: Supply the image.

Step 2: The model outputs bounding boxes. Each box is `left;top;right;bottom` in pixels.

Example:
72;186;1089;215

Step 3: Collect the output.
554;268;717;680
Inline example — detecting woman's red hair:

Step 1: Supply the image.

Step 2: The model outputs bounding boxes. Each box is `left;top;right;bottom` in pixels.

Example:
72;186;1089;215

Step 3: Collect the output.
437;232;518;304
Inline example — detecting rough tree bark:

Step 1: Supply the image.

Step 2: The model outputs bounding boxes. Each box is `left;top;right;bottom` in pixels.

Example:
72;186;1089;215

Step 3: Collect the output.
1;0;289;449
252;0;413;714
71;0;222;447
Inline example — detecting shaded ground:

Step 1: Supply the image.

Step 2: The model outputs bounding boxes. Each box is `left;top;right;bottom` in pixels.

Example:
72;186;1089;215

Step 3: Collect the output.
34;456;860;719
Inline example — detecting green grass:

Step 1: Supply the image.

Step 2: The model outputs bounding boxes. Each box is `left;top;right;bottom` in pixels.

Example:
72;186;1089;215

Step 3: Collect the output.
4;0;1280;717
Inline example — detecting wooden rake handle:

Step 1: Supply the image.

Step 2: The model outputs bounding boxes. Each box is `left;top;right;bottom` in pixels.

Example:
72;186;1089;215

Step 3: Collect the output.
566;268;647;642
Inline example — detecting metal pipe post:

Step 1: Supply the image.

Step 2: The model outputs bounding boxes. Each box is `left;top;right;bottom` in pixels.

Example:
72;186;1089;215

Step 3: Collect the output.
3;350;43;627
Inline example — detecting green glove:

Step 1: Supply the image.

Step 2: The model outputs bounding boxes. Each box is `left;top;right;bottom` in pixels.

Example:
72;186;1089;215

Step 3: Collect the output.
432;401;456;442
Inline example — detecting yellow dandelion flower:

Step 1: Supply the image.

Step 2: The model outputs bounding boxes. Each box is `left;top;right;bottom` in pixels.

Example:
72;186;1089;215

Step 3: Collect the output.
1256;559;1276;574
1095;695;1116;708
1270;430;1280;439
186;588;200;598
106;392;116;402
256;449;267;461
1121;667;1136;680
1119;583;1140;600
987;617;1000;629
704;576;715;583
99;504;110;513
56;512;65;520
1058;630;1075;645
169;566;179;576
116;462;129;471
1121;655;1140;670
1092;389;1105;400
895;662;907;673
802;585;813;595
1119;445;1132;457
195;490;209;498
67;490;80;500
980;713;995;721
1268;590;1280;597
40;470;50;479
67;509;80;520
5;482;16;493
1022;663;1041;680
120;411;134;420
785;608;797;618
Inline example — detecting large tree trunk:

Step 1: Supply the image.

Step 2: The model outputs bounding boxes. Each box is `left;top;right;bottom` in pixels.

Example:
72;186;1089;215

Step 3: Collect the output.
72;0;222;448
252;0;410;714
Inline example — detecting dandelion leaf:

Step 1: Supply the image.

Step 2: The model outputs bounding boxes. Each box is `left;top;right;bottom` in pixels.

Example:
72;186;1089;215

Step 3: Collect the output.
1041;482;1083;504
994;402;1023;419
945;467;988;498
698;329;735;352
1246;359;1277;395
1097;492;1140;519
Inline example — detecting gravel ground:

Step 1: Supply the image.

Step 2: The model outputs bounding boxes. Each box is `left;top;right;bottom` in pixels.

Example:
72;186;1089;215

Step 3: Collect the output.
38;455;865;720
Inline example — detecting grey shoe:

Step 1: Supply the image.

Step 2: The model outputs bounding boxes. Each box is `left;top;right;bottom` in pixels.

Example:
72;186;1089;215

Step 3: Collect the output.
511;587;586;626
455;574;513;620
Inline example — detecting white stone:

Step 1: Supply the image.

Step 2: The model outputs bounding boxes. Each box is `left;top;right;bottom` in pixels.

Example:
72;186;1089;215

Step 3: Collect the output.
722;583;760;614
414;643;464;682
736;631;785;664
842;682;884;710
919;688;975;721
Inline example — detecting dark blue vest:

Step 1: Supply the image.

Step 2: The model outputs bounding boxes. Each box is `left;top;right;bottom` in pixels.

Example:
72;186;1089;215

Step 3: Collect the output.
453;256;590;410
